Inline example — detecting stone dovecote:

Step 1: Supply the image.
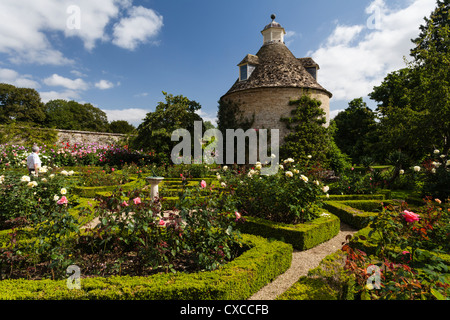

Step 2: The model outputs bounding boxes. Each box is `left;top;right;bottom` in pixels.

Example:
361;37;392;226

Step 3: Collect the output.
221;15;332;142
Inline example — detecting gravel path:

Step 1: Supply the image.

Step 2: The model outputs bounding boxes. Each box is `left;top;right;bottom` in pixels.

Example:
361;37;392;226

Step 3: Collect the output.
248;222;358;300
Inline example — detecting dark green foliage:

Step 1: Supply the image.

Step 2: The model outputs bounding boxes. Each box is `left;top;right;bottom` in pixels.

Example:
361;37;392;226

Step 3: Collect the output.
369;0;450;163
0;83;46;126
109;120;135;134
45;99;109;132
280;95;330;167
0;123;58;147
332;98;377;164
216;98;255;165
133;92;204;161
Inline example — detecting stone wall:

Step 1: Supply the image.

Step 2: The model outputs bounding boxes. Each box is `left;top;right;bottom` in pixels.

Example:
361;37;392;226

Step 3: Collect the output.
56;129;128;145
0;125;129;146
222;87;330;142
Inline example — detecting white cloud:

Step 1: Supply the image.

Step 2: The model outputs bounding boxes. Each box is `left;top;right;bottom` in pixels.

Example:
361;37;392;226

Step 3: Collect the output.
95;80;115;90
112;6;164;50
103;108;148;125
310;0;436;102
0;68;40;88
196;109;218;126
40;90;81;103
44;74;88;91
284;30;299;46
134;92;149;98
330;109;345;119
0;0;163;65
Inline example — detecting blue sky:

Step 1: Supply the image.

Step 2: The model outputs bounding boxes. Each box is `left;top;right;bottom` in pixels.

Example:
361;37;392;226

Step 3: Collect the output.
0;0;437;127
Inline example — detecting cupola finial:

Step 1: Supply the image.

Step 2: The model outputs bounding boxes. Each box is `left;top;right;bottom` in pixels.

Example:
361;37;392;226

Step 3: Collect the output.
271;14;276;21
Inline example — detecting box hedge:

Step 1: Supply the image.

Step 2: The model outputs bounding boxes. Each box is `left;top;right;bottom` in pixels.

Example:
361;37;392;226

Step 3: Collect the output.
323;200;394;230
0;234;293;300
236;210;340;251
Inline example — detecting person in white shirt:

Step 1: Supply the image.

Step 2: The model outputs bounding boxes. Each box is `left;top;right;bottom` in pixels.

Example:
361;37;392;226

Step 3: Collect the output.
27;146;42;176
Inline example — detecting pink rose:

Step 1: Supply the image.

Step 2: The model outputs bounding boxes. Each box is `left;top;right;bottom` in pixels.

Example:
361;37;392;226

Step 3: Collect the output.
159;220;166;226
57;196;68;205
133;197;141;205
200;180;207;189
235;211;242;220
403;210;420;223
111;168;115;172
122;200;129;207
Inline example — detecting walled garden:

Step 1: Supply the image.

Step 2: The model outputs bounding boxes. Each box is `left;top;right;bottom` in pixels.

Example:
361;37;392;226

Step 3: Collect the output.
0;142;449;300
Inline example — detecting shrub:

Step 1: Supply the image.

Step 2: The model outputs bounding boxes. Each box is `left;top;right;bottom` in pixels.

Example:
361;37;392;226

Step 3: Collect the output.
221;160;328;224
0;234;293;300
0;168;77;229
341;199;450;300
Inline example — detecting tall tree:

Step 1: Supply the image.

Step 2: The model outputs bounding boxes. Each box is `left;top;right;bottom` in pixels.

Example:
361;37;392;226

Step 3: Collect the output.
370;0;450;162
133;92;203;161
280;95;330;166
45;99;109;132
0;83;46;125
332;98;377;163
109;120;135;134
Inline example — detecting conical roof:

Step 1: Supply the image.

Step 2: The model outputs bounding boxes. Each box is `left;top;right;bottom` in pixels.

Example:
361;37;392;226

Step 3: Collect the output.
223;42;332;98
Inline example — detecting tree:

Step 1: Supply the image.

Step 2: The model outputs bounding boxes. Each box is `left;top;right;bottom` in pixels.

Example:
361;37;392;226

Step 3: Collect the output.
133;92;204;162
109;120;135;134
332;98;377;163
370;0;450;162
280;95;330;165
45;99;109;132
0;83;46;126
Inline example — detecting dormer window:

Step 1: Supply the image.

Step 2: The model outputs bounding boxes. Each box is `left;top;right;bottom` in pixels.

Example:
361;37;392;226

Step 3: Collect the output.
239;64;255;81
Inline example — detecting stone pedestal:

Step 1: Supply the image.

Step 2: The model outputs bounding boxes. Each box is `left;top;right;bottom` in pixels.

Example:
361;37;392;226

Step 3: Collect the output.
146;176;164;201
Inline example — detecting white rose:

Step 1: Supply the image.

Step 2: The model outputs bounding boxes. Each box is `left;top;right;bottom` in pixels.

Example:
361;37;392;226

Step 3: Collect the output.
223;166;228;171
434;149;440;154
322;185;330;193
220;182;227;187
60;188;67;195
285;171;293;177
53;195;60;201
399;170;405;175
413;166;421;172
60;170;69;176
27;181;38;188
300;175;309;182
21;176;31;182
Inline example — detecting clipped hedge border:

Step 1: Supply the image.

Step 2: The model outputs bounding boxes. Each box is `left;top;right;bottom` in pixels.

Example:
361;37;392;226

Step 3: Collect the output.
236;210;340;251
323;200;393;230
0;234;292;300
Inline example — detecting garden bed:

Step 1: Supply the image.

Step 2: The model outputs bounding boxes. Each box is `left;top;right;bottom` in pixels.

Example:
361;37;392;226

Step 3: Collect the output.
237;210;340;251
0;234;292;300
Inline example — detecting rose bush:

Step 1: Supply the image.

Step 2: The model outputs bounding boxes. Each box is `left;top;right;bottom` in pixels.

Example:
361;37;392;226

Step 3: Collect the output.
342;199;450;300
0;168;76;229
220;159;328;224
